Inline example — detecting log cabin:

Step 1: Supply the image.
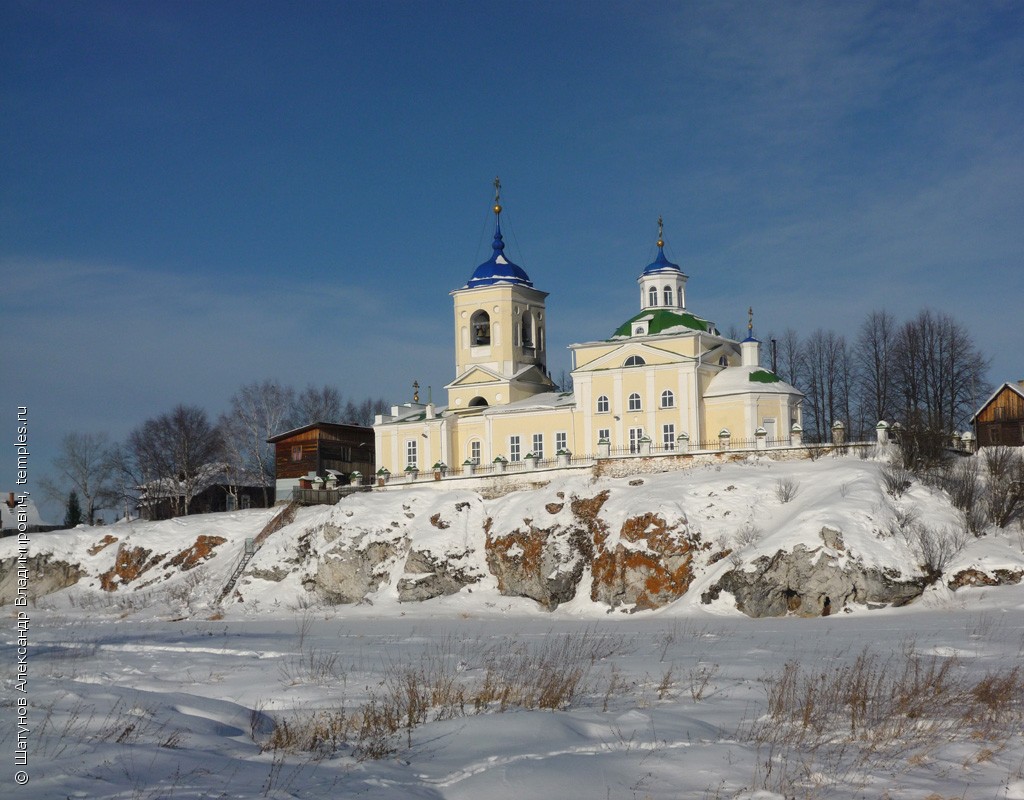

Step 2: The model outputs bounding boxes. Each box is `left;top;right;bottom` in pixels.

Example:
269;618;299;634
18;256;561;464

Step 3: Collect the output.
268;421;376;499
972;381;1024;447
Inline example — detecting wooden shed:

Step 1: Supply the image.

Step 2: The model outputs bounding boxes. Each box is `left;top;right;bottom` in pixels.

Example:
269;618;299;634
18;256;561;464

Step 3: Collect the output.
267;421;376;495
972;381;1024;447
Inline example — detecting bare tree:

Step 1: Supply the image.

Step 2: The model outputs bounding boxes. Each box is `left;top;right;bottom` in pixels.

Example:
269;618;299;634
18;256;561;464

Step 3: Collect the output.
40;432;116;525
893;310;989;433
289;384;344;427
854;310;897;426
220;380;294;508
125;405;224;518
803;329;850;441
343;397;390;426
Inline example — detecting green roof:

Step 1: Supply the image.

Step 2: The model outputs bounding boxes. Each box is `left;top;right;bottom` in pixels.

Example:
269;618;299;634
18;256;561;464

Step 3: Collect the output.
749;370;782;384
611;309;709;339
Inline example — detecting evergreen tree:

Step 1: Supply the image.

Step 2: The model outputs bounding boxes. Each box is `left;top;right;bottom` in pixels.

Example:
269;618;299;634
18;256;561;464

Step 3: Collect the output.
64;490;84;528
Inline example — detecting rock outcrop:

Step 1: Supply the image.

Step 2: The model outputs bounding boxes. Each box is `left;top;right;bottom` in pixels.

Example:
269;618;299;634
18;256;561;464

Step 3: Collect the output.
311;536;405;604
0;554;85;604
702;544;926;617
397;548;482;602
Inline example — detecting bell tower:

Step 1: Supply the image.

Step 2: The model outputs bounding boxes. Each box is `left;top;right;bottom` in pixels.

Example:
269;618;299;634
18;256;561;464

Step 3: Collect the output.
638;217;688;311
446;179;555;411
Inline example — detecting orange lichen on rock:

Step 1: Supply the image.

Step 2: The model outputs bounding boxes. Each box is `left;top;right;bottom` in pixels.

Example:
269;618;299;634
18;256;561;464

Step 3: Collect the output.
591;512;701;610
99;544;166;591
167;535;228;571
87;534;119;556
948;568;1024;590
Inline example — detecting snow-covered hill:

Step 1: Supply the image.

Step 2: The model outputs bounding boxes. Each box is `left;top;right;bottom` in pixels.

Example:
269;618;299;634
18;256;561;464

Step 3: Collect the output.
4;452;1022;618
4;453;1024;799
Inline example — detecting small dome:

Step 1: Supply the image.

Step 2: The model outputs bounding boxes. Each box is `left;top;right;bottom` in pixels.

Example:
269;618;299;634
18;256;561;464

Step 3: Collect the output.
641;246;683;276
465;224;533;288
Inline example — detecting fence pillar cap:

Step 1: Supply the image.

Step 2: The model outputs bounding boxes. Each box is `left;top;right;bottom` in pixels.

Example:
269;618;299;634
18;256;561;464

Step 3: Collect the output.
832;420;845;429
875;420;889;429
791;423;803;432
719;428;731;437
755;427;767;436
676;431;689;440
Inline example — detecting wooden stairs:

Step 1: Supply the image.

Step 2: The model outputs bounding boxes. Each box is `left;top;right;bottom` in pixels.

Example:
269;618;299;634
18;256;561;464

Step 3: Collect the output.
217;500;300;604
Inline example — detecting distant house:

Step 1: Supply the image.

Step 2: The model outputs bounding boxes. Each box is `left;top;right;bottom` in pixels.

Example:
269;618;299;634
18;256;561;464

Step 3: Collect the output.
972;381;1024;447
137;465;274;521
1;491;56;535
267;422;376;498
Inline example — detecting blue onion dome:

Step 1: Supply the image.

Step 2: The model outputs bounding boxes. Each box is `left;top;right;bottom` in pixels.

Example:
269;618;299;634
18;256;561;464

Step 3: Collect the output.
642;245;682;276
465;222;534;288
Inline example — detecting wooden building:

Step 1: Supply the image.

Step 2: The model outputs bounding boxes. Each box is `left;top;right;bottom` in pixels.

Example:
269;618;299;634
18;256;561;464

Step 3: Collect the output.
137;466;274;521
267;421;376;498
972;381;1024;447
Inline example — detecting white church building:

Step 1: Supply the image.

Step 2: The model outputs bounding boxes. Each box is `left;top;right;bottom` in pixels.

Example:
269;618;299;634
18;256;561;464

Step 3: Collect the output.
373;188;803;477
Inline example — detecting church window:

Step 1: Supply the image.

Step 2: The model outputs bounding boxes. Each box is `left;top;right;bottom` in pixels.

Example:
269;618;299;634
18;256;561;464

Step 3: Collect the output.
468;396;488;407
624;355;646;367
663;286;673;305
596;395;609;413
405;440;418;469
648;286;658;307
663;424;675;450
660;390;674;408
521;311;534;347
628;393;642;411
598;428;610;443
556;431;567;453
719;356;729;366
469;440;481;464
509;435;521;462
471;310;491;345
629;427;644;453
532;433;544;460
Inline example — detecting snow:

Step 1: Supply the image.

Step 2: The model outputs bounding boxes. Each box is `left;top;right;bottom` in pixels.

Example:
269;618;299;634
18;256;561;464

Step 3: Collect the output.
3;454;1024;798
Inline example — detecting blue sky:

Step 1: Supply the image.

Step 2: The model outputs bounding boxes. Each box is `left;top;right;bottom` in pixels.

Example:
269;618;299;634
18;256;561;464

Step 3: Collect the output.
2;0;1022;520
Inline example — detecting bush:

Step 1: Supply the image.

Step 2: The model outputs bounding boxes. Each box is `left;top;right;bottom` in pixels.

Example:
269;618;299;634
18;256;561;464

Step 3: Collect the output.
774;478;800;504
881;464;913;499
982;447;1024;528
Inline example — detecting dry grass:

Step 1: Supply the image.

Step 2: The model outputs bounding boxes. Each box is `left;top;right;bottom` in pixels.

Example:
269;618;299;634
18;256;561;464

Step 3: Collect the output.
746;644;1024;796
263;629;632;759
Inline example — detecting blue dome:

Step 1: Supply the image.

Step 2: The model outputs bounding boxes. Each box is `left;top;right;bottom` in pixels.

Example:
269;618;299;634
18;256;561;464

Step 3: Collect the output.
641;246;682;276
465;224;533;288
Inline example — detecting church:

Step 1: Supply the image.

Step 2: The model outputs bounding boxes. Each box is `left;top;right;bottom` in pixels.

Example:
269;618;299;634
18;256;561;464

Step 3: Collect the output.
373;186;803;477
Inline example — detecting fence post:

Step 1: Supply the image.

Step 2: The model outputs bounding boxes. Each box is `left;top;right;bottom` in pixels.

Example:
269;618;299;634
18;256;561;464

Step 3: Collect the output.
677;432;689;454
719;429;731;450
790;423;803;447
597;437;611;458
961;431;976;454
639;436;652;456
556;449;570;468
463;459;476;476
755;427;767;451
875;420;890;445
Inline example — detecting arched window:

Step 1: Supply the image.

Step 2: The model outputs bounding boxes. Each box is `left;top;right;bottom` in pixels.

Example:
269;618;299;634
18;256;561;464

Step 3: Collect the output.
596;395;610;413
663;286;673;305
468;396;488;407
521;311;534;347
628;393;642;411
648;286;658;307
624;355;646;367
719;356;729;366
471;310;491;346
661;390;674;408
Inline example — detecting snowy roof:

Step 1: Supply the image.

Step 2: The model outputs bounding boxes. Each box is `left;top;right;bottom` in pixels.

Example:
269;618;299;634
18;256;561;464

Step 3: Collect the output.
703;366;803;398
464;223;534;289
611;308;711;339
970;381;1024;422
480;391;576;415
1;491;50;529
267;420;373;443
